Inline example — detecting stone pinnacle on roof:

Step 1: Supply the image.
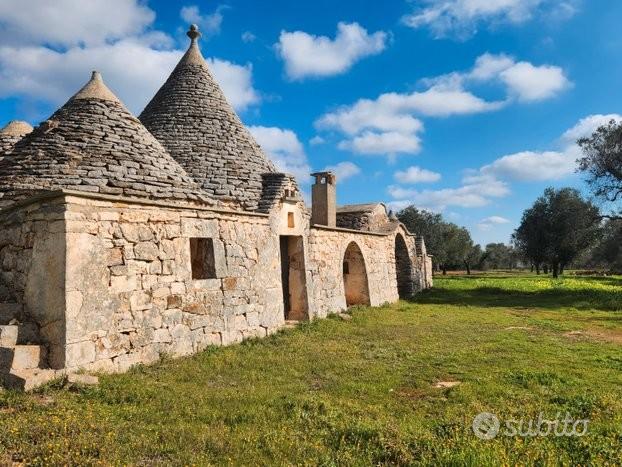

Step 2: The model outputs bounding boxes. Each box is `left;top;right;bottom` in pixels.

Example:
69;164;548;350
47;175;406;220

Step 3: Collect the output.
140;24;278;211
0;120;33;158
1;120;33;137
0;71;214;207
72;71;121;103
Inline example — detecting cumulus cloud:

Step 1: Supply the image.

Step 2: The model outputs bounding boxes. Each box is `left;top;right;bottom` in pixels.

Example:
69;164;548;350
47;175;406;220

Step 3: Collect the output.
561;113;622;143
478;215;511;231
324;161;361;182
431;52;570;103
388;173;509;211
315;53;567;156
241;31;256;43
276;22;387;80
403;0;579;40
180;5;226;36
481;150;577;181
479;113;622;182
0;0;155;47
248;126;311;181
394;166;441;184
0;0;260;115
338;131;422;156
309;135;325;146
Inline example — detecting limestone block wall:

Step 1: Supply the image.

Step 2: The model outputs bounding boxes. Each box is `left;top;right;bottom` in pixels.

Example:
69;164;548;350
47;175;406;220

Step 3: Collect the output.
307;226;412;317
0;199;67;362
60;195;283;372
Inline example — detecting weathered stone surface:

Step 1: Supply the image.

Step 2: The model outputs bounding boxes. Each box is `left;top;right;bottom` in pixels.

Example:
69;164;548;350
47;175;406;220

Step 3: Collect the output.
139;27;276;211
0;72;214;208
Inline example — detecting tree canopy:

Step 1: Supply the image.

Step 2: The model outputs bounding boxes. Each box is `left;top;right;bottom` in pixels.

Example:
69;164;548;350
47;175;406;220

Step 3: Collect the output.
577;119;622;219
514;188;599;277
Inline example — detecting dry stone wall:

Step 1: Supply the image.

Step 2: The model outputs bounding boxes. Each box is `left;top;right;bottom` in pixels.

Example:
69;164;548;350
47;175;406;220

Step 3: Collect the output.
60;196;283;372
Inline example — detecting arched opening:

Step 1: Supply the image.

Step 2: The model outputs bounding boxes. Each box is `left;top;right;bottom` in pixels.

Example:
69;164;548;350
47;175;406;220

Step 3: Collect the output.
343;242;370;307
395;234;414;299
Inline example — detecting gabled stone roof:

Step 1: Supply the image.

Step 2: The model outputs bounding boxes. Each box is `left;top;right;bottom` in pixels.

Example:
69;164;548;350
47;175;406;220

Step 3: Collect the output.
139;25;277;211
0;72;212;207
0;121;33;158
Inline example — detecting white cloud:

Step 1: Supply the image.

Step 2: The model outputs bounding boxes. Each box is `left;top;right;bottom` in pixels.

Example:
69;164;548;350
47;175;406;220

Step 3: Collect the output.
276;22;387;80
180;5;226;36
0;2;260;114
388;173;509;211
499;61;569;101
309;135;325;146
403;0;578;40
315;53;568;156
478;113;622;182
431;52;570;103
478;215;511;231
0;0;155;47
481;150;577;181
561;113;622;143
207;59;259;111
338;131;422;156
248;126;311;181
241;31;256;43
324;161;361;182
394;166;441;184
0;44;260;114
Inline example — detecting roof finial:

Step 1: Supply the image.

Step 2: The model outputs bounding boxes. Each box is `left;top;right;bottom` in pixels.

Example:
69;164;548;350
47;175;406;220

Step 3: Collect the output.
187;24;201;42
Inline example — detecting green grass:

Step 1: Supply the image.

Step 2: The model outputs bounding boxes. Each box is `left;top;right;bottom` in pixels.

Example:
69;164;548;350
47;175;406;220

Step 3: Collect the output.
1;274;621;465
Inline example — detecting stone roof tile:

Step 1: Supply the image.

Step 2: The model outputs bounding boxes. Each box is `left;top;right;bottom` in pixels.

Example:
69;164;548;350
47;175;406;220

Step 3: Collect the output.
0;72;213;207
139;25;277;211
0;121;33;161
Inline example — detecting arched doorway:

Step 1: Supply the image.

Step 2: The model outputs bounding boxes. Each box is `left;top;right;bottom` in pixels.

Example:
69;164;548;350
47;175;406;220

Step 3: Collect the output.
343;242;370;306
395;234;414;299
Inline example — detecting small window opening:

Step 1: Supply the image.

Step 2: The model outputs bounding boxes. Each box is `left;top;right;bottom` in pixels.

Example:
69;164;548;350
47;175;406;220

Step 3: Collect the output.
343;261;350;275
190;238;216;279
287;212;295;228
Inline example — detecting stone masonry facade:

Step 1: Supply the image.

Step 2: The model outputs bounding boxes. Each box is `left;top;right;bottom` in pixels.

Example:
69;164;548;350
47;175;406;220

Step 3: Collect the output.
0;25;433;389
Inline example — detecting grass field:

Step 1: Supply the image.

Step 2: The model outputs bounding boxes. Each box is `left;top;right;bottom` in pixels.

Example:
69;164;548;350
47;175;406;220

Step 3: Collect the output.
1;274;621;465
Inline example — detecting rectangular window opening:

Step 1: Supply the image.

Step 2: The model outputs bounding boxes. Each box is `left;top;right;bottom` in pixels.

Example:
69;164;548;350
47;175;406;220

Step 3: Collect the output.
190;238;216;280
287;212;295;228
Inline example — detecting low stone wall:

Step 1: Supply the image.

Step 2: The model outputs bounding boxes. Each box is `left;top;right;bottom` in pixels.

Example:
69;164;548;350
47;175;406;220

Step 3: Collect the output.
308;226;420;317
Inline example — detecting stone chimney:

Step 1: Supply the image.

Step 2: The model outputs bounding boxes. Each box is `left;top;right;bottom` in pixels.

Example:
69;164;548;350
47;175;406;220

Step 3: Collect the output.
311;171;336;227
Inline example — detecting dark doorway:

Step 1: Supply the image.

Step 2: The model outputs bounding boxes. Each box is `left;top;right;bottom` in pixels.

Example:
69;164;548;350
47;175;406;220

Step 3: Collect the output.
395;234;414;299
280;236;309;321
343;242;371;307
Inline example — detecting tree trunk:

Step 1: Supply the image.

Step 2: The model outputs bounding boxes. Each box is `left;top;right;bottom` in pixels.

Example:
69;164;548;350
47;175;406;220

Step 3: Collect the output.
530;264;534;273
552;263;559;278
543;264;549;274
560;264;565;275
442;266;447;275
465;261;471;275
535;263;541;275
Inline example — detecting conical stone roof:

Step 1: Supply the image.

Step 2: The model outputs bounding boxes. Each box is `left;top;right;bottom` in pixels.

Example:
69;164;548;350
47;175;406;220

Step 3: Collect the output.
0;72;212;207
0;120;33;158
140;25;277;211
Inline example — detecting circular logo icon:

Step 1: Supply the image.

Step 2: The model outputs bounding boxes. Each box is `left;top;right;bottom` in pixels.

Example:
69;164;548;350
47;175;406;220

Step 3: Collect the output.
472;412;500;440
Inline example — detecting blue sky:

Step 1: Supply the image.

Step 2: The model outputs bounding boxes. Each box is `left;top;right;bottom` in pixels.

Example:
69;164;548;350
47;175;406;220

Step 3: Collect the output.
1;0;621;245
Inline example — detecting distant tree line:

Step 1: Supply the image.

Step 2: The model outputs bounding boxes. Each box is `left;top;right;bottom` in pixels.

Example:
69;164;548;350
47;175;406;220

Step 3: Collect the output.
397;207;520;275
397;118;622;276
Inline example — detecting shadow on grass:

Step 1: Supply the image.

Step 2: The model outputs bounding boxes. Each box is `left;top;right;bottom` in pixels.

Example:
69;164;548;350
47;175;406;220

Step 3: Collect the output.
413;286;622;312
